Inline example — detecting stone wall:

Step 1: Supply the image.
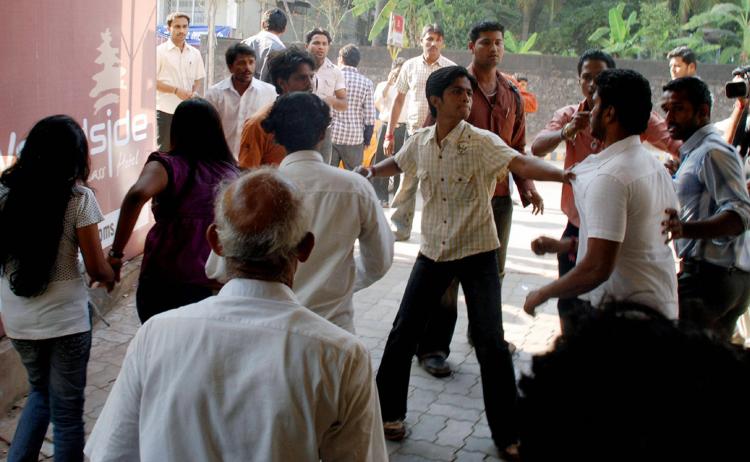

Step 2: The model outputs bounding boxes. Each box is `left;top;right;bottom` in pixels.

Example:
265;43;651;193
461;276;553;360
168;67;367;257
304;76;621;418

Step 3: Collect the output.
204;40;738;145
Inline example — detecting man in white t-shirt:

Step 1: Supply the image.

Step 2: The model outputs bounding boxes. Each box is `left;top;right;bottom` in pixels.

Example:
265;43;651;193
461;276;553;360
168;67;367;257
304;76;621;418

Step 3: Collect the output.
205;43;277;158
155;12;206;151
525;69;679;320
306;27;347;163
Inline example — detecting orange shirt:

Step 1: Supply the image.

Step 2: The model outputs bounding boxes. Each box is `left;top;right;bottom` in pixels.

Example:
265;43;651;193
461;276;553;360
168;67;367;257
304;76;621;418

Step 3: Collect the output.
238;103;287;168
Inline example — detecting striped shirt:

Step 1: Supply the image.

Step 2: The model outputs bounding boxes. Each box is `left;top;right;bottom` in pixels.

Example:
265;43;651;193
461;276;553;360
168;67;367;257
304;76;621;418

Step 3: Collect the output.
331;66;375;145
394;120;518;261
396;54;456;135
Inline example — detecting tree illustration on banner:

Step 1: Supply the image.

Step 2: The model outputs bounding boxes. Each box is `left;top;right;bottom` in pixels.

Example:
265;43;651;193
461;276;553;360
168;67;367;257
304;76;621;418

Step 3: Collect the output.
90;28;127;114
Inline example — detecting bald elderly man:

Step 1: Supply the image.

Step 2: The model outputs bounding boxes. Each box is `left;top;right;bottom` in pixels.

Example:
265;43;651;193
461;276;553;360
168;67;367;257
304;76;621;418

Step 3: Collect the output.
85;169;387;462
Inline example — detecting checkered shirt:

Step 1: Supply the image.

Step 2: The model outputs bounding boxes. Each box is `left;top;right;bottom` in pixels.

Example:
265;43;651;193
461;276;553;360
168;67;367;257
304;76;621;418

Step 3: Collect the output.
394;120;519;261
331;66;375;145
396;54;456;135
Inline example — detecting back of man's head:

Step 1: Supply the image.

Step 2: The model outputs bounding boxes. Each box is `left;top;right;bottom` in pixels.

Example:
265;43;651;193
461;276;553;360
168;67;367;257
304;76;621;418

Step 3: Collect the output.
262;8;287;33
519;302;750;461
213;169;310;278
594;68;652;136
339;44;361;67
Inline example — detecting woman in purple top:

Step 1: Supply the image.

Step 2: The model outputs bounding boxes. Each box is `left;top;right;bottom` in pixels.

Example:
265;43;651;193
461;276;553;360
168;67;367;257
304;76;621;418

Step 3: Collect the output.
109;98;239;323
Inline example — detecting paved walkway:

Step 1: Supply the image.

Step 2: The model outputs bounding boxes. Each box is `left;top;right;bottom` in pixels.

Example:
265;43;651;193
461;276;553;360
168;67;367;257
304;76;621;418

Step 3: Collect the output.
0;177;567;462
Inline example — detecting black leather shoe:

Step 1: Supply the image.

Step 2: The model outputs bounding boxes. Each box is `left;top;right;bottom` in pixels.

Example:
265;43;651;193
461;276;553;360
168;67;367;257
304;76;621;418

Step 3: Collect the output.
419;355;452;378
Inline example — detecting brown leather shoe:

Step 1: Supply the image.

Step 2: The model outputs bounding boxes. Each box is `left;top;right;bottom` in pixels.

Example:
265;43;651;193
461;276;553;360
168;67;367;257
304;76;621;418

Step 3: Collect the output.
383;420;406;441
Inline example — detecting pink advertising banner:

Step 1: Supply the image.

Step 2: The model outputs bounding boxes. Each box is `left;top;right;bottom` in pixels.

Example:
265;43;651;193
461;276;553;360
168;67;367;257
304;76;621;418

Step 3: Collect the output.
0;0;157;258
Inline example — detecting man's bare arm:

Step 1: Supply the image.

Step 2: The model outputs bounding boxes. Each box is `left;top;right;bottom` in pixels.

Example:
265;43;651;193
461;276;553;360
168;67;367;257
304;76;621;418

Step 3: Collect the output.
326;88;348;111
524;237;619;314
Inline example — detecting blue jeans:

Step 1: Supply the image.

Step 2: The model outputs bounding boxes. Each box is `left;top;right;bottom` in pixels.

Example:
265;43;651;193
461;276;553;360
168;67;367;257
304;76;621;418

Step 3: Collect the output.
9;330;91;462
376;250;518;447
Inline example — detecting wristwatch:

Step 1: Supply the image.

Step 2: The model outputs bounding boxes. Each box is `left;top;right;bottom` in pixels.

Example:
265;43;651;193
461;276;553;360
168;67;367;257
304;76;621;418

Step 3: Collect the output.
108;248;124;259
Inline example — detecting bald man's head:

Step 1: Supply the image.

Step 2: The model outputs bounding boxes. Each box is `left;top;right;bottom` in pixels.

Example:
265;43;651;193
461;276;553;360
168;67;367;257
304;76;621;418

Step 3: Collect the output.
211;168;311;278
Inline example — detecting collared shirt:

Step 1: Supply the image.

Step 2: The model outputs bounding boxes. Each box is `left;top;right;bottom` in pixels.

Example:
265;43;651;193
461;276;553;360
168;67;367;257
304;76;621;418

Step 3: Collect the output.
541;100;682;227
396;54;456;135
206;151;393;332
242;30;285;82
374;81;407;124
205;77;277;157
332;66;375;145
237;103;286;168
394;120;518;261
466;65;533;199
314;57;346;99
572;136;679;318
156;39;206;114
84;278;387;462
674;124;750;270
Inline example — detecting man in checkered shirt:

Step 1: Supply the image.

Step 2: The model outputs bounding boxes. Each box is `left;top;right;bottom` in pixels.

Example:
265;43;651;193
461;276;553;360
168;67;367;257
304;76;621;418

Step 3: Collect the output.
330;44;376;170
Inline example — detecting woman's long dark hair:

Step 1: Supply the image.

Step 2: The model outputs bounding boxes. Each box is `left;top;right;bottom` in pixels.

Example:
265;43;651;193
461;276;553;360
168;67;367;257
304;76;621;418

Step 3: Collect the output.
169;98;236;165
0;115;91;297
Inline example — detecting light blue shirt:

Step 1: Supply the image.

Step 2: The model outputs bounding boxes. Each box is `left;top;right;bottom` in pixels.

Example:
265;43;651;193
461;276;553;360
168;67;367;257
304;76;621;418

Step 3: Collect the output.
674;124;750;270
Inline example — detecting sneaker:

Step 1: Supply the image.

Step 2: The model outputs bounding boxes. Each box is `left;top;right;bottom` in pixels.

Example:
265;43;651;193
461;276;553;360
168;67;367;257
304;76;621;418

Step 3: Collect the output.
419;355;452;378
383;420;406;441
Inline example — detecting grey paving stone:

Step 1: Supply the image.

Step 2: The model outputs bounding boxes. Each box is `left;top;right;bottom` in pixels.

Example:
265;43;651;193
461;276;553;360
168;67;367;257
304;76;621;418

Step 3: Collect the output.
471;423;492;439
397;439;456;461
407;389;439;413
428;403;482;423
451;450;486;462
407;414;446;442
388;453;435;462
461;436;500;457
443;373;480;396
435;418;474;448
410;375;447;393
434;393;484;411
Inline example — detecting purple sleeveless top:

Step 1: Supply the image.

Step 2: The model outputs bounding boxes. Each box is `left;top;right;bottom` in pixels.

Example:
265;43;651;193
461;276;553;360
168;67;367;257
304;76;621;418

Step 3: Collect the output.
140;152;239;286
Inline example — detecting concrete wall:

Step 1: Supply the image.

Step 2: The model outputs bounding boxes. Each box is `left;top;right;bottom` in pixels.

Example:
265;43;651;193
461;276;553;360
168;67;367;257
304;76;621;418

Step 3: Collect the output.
201;42;738;146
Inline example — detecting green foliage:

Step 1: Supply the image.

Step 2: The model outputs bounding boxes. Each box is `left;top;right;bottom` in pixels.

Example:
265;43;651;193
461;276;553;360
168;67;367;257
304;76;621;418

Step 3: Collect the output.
587;2;642;58
505;31;541;54
638;1;681;60
681;0;750;63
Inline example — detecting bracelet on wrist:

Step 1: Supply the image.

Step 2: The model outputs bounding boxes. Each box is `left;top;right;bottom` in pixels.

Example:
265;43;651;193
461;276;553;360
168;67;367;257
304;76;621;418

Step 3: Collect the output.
385;134;395;141
173;87;178;95
108;249;124;259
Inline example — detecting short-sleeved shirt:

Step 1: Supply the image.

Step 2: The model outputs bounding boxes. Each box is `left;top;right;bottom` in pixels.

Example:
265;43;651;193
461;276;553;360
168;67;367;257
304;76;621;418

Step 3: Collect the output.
314;58;346;100
205;77;278;157
396;54;456;134
237;103;287;168
542;100;681;227
374;81;407;124
571;136;679;318
156;39;206;114
394;120;518;261
0;185;104;339
331;66;375;145
674;124;750;270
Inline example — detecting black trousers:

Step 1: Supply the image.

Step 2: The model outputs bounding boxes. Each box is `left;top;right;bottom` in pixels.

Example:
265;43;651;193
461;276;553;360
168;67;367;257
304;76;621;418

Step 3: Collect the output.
376;251;518;446
557;221;582;334
156;110;173;152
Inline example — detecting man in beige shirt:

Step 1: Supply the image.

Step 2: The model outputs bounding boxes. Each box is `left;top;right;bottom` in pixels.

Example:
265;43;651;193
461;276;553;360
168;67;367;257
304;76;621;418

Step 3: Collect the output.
357;65;572;459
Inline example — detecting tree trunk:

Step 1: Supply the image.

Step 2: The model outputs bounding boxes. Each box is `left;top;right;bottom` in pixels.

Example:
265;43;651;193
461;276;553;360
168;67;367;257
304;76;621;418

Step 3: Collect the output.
374;0;388;46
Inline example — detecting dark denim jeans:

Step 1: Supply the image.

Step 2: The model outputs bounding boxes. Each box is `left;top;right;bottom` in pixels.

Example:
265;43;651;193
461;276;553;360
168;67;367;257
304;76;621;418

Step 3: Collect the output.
557;221;582;334
9;330;91;462
679;260;750;341
376;250;518;446
416;195;515;358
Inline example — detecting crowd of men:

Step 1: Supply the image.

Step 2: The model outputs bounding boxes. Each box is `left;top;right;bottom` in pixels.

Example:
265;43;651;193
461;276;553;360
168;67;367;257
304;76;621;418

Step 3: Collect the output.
83;8;750;462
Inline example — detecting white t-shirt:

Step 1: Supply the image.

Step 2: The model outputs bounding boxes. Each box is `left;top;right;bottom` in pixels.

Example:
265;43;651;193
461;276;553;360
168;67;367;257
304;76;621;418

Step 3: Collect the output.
572;135;679;318
0;185;104;339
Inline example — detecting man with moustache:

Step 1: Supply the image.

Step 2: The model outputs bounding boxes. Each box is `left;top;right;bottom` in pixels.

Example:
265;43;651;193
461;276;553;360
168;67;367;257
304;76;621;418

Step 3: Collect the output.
383;24;456;242
530;50;680;333
524;69;680;321
155;12;205;151
661;77;750;340
205;43;277;158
